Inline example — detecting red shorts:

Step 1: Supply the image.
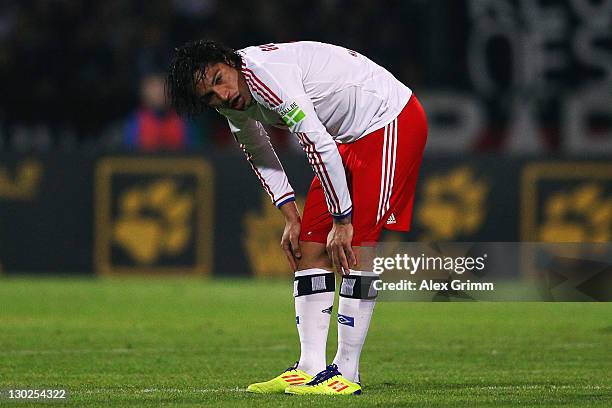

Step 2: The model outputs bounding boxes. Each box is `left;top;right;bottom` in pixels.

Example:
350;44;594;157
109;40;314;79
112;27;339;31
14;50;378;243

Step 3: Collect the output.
299;95;428;246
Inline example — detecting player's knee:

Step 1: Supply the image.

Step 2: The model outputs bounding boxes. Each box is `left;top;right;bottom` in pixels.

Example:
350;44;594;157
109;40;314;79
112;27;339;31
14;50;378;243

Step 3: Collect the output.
296;241;332;271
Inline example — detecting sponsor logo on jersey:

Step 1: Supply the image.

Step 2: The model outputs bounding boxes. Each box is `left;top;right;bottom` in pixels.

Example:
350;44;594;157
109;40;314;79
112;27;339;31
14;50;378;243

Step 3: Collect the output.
279;102;305;127
337;313;354;327
321;305;333;314
386;213;397;224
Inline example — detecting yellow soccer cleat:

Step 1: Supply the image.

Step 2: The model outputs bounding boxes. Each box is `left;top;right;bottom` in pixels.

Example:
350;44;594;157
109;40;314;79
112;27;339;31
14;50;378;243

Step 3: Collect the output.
247;362;313;394
285;364;362;395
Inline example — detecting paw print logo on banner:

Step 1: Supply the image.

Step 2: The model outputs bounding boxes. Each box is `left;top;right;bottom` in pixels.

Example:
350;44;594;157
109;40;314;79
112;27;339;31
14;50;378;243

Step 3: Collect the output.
416;166;489;240
95;158;213;277
520;163;612;290
113;179;194;264
539;183;611;242
521;162;612;242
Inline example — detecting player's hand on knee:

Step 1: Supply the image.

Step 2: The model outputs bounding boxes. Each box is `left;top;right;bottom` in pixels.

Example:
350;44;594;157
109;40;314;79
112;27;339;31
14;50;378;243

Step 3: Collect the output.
326;221;356;276
281;219;302;272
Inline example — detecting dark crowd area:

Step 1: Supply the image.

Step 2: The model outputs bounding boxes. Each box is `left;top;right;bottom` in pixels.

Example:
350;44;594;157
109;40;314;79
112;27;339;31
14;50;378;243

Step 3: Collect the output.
0;0;465;151
0;0;609;153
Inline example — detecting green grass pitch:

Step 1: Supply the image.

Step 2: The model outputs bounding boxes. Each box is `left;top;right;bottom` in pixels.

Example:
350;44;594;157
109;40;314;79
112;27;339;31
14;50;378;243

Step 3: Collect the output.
0;278;610;407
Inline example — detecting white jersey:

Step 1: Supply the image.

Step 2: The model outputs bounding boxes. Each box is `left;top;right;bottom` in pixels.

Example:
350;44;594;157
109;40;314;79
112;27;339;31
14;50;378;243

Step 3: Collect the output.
219;41;412;217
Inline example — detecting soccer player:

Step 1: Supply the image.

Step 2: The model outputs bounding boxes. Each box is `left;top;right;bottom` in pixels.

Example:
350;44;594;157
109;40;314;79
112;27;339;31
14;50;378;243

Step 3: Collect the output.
167;40;427;395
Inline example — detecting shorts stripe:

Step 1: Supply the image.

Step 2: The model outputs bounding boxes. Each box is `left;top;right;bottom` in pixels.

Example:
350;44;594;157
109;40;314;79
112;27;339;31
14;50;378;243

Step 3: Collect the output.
377;118;398;222
385;118;398;215
377;123;389;222
384;121;393;216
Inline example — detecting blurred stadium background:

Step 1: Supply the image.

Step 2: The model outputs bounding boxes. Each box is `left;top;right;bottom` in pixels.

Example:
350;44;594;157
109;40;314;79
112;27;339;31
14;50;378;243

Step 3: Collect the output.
0;0;610;277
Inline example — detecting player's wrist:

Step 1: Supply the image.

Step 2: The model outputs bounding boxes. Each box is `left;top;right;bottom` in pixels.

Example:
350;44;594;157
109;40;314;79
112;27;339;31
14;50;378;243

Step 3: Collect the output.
332;212;352;225
279;200;301;223
285;215;301;224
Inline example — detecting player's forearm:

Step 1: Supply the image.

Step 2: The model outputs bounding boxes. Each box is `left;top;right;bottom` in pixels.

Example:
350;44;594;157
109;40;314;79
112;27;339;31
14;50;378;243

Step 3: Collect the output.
295;132;353;218
279;200;300;222
242;145;295;207
232;122;296;209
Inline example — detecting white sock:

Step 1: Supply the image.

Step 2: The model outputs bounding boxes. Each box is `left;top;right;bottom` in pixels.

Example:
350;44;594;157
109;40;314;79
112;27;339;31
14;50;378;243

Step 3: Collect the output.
294;268;335;376
332;271;379;383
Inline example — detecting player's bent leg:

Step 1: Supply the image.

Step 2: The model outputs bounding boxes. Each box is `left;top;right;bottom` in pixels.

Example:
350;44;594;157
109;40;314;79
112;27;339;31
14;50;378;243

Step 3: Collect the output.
333;270;379;384
291;242;335;378
296;242;332;271
287;244;376;395
297;241;372;272
247;245;334;393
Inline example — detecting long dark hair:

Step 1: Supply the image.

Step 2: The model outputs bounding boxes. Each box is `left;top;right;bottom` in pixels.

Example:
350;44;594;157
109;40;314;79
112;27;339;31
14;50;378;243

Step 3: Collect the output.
166;40;242;115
